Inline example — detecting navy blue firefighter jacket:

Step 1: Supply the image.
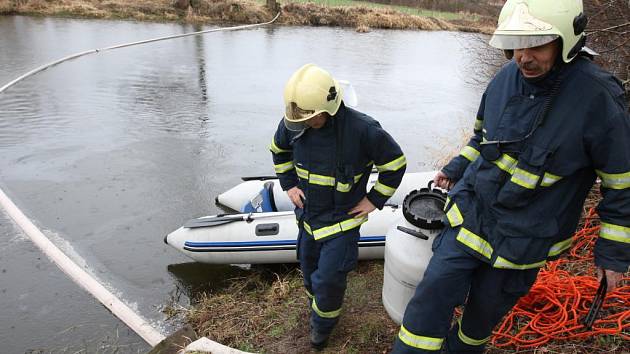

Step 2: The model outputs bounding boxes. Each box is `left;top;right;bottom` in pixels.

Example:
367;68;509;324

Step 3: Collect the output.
442;56;630;273
270;104;406;242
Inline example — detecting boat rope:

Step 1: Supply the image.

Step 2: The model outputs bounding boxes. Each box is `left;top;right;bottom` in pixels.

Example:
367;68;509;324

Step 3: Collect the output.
0;12;281;349
491;207;630;348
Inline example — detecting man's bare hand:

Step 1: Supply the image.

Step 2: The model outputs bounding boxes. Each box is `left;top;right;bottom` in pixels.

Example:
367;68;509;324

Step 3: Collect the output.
348;197;376;218
433;171;454;190
287;187;305;209
598;267;624;293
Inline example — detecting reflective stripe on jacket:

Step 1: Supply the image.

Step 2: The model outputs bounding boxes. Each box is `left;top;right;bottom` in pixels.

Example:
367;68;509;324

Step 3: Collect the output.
442;57;630;272
271;104;406;241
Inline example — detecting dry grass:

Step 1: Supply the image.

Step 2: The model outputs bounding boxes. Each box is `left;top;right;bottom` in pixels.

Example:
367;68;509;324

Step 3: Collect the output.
0;0;489;32
185;265;306;352
277;0;468;20
427;123;469;170
183;254;626;353
0;0;271;24
185;262;400;353
280;2;454;31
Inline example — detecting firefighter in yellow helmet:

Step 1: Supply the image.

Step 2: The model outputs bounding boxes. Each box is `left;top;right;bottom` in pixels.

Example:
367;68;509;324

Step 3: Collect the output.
271;64;406;349
393;1;629;353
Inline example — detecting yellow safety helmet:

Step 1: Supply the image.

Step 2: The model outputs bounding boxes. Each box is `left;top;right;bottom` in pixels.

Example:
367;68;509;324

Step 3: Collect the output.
283;64;343;131
489;0;588;63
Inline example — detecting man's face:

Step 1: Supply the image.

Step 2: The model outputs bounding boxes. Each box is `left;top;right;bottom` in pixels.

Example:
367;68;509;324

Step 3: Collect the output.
304;113;328;129
514;39;560;79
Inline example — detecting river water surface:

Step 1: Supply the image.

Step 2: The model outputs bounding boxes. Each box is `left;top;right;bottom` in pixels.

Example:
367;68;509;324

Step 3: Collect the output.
0;15;490;352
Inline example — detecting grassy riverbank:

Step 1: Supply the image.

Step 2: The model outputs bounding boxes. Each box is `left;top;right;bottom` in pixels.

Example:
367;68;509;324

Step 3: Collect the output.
182;260;627;353
0;0;495;33
184;262;393;353
171;189;629;354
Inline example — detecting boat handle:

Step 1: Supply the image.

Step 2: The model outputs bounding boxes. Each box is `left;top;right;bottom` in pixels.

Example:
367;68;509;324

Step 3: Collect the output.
397;226;429;240
256;223;280;236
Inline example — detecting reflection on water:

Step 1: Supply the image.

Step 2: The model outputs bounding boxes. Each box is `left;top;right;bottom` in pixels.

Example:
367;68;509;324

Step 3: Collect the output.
0;211;148;353
167;262;250;301
0;15;488;351
167;262;299;302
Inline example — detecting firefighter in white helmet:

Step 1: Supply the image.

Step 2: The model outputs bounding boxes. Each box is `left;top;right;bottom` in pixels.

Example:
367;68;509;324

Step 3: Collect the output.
393;1;629;353
271;64;406;350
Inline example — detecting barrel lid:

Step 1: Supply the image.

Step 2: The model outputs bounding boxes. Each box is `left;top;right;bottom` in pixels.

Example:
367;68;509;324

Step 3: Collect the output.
402;181;447;230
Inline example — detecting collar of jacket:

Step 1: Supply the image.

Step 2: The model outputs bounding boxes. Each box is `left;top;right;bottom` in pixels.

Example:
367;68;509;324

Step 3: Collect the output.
317;107;340;130
316;102;346;132
332;101;347;122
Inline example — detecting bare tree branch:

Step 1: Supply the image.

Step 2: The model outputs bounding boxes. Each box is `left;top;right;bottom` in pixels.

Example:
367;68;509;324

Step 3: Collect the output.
586;21;630;32
596;37;630;54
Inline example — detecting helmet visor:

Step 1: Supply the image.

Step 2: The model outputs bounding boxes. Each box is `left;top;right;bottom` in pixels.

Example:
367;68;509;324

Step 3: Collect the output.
284;102;317;131
489;34;559;50
283;118;308;132
285;102;317;121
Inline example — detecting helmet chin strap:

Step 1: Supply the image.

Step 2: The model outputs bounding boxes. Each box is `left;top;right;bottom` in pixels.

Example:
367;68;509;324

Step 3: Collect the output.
567;35;587;61
567;12;588;60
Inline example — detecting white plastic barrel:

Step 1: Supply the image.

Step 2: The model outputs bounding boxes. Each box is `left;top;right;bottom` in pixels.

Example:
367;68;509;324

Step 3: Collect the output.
382;217;440;324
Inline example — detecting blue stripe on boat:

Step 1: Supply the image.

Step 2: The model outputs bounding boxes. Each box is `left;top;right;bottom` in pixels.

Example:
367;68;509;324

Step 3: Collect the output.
358;236;386;242
185;240;296;248
184;236;386;248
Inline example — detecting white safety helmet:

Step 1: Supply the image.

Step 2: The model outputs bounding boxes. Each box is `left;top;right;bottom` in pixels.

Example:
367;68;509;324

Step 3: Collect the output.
283;64;343;131
489;0;588;63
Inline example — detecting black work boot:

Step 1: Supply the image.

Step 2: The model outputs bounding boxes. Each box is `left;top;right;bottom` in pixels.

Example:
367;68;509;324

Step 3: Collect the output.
310;328;330;351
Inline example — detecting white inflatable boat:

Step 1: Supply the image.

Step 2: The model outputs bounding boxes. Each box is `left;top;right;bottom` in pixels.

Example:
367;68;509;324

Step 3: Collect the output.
165;207;402;264
216;171;437;212
166;171;436;264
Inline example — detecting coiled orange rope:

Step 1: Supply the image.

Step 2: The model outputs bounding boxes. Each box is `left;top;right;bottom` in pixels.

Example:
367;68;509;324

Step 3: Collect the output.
492;208;630;348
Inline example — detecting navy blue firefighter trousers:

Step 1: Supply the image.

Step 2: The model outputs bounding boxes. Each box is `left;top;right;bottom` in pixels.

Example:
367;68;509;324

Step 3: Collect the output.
392;226;539;353
297;226;360;335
